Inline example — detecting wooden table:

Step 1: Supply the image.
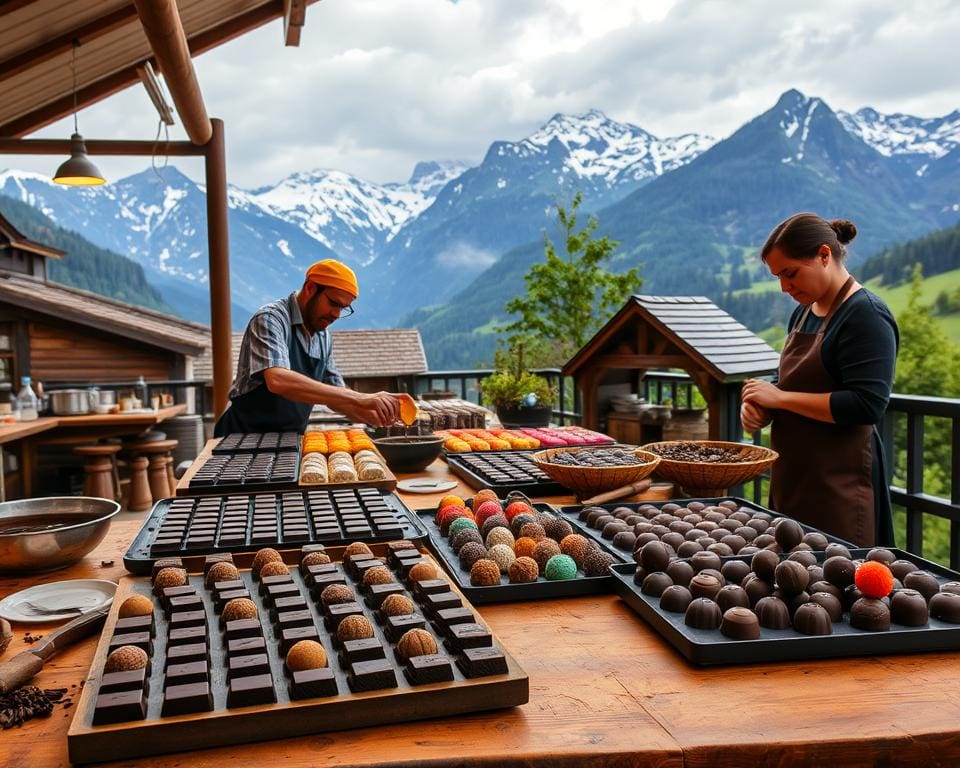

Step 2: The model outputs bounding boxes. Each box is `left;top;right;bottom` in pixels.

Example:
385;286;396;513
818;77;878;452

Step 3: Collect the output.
0;405;186;498
2;460;960;767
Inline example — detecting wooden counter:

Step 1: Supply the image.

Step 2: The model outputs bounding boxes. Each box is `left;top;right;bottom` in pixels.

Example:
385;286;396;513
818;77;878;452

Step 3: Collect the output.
2;460;960;767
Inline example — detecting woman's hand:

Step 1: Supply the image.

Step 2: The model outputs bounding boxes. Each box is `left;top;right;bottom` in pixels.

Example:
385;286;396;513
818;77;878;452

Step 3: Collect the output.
740;401;771;433
741;379;783;410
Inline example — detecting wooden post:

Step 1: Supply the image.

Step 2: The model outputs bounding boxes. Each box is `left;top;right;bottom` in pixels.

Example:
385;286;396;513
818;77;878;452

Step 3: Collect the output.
204;118;232;419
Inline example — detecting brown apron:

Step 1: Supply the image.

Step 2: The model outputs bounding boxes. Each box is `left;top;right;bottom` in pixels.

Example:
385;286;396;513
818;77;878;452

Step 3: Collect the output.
769;275;876;546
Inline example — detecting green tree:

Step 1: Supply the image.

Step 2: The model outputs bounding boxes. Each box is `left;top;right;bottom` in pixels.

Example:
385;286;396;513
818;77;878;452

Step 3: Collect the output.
498;192;642;366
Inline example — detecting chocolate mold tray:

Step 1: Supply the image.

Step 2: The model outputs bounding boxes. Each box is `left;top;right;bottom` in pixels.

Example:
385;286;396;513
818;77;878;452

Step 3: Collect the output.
123;490;427;574
445;451;566;495
415;502;631;604
556;497;855;563
180;448;301;495
610;548;960;665
212;431;301;454
68;546;529;763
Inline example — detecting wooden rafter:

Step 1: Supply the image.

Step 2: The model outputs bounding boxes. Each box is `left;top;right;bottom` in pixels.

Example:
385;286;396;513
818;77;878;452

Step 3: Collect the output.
283;0;307;46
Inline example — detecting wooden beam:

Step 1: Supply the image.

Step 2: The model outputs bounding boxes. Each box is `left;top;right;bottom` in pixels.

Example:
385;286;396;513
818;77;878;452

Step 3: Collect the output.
133;0;212;145
0;5;139;83
0;137;204;156
283;0;307;47
595;354;692;369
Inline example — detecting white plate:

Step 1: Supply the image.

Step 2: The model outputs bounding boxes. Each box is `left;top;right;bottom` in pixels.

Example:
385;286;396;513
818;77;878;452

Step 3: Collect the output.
0;579;117;624
396;478;458;494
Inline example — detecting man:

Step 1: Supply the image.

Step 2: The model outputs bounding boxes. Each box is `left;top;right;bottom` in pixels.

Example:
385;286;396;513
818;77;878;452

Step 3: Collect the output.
214;259;402;436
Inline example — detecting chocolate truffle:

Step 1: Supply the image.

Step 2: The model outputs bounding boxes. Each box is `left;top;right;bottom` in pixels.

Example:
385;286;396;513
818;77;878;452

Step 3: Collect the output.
773;518;804;550
222;598;258;622
518;522;546;542
508;556;539;584
929;592;960;623
659;585;693;613
485;526;515;550
612;531;638;551
560;534;592;567
824;542;853;559
396;628;438;662
380;593;415;617
544;554;578;581
842;583;864;611
582;550;615;577
458;541;489;571
720;607;761;640
337;614;374;642
903;570;941;601
850;597;891;631
721;560;752;586
889;559;919;582
513;537;538;559
259;561;289;579
941;582;960;596
451;529;484;553
470;558;502;587
823;555;857;589
809;580;842;600
689;573;723;601
808;592;843;622
684;598;722;630
488;544;517;573
118;595;154;618
744;575;774;606
542;516;574;542
152;567;187;595
866;548;897;565
639;540;672;572
890;589;929;626
775;560;810;595
104;645;149;673
510;513;537;537
751;550;779;583
677;541;705;558
343;541;375;560
407;562;439;583
754;596;790;629
286;640;328;671
716;584;751;612
801;531;830;550
793;602;833;635
251;548;283;576
320;584;355;606
641;571;673;597
448;517;480;539
532;539;562;572
786;550;817;568
689;550;723;574
301;551;332;569
481;514;510;538
205;561;240;588
362;565;394;586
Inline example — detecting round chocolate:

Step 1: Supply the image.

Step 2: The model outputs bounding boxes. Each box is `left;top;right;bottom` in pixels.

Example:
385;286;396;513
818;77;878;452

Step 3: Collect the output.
787;550;817;568
689;551;722;574
793;602;833;635
458;541;488;571
808;591;843;622
866;548;897;565
659;585;693;613
639;540;672;572
754;596;790;629
753;534;776;548
775;560;810;595
706;542;735;557
720;606;761;640
665;560;694;588
634;532;660;549
612;531;637;551
823;542;853;559
641;571;674;598
751;550;779;583
801;531;829;550
850;597;891;631
579;506;603;522
451;528;484;553
601;521;628;540
889;559;919;582
720;534;747;554
716;584;751;612
890;589;929;626
843;583;864;610
774;518;803;550
941;582;960;596
689;573;723;601
744;575;774;606
684;597;722;630
929;592;960;623
903;570;941;601
735;526;758;542
720;560;752;586
823;555;856;589
806;564;825;585
661;531;685;552
808;580;842;600
677;541;705;558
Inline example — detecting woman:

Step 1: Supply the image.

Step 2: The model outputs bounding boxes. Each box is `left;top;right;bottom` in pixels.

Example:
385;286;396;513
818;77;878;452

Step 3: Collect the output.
741;213;899;546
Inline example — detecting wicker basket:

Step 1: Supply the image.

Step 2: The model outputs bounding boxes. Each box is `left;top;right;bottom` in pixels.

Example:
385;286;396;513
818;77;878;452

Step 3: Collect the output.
530;446;661;499
640;440;779;497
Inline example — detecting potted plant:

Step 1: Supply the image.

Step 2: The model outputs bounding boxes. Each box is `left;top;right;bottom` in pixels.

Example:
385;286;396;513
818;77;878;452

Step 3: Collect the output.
481;342;556;427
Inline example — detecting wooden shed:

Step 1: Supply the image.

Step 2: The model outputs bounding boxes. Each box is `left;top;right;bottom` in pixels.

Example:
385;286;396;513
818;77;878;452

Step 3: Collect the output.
563;295;780;441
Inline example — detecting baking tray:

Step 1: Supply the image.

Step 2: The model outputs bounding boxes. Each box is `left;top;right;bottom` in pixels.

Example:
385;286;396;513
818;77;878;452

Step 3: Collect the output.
415;502;630;604
610;548;960;665
556;497;855;563
123;490;428;574
68;547;528;763
212;432;301;454
179;449;301;496
445;452;567;495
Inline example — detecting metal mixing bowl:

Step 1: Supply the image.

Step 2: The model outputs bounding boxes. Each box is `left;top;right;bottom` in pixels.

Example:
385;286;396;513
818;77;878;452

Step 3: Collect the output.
0;497;120;573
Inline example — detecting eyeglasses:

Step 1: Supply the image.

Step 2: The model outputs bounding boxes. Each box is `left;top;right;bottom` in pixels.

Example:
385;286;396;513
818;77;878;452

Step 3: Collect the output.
319;288;355;317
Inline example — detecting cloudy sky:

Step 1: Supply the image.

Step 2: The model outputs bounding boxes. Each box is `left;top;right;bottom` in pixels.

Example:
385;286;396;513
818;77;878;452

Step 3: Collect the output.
14;0;960;188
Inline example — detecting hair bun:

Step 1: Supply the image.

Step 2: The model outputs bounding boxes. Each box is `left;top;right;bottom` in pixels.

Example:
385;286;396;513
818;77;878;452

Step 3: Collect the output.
830;219;857;245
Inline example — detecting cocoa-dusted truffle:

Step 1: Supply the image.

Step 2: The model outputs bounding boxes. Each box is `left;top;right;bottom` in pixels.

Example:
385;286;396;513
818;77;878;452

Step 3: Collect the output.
793;602;833;635
508;556;539;584
396;628;438;662
470;558;502;587
104;645;149;673
850;597;891;631
286;640;328;671
152;567;187;595
259;560;289;579
659;584;693;613
301;551;332;569
582;550;615;578
343;541;374;560
362;565;394;586
251;548;283;577
205;561;240;587
458;541;488;571
407;561;439;583
118;594;154;618
720;607;761;640
510;513;537;537
559;534;592;567
451;528;484;553
380;593;415;617
532;539;562;572
320;584;355;606
684;598;722;630
222;598;258;622
337;614;374;642
754;596;790;629
487;543;516;573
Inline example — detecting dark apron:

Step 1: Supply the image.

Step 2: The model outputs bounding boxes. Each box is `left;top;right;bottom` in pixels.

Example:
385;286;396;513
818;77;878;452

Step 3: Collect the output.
214;326;329;436
769;275;876;546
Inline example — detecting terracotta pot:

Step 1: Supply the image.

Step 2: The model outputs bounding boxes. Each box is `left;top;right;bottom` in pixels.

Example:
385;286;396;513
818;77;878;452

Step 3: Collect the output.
496;404;552;428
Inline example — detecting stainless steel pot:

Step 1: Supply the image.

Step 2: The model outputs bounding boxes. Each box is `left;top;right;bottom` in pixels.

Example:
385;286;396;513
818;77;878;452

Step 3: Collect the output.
49;388;98;415
97;389;117;406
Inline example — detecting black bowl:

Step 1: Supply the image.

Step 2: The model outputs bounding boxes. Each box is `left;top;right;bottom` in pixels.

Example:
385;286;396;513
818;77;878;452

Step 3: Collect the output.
372;436;443;474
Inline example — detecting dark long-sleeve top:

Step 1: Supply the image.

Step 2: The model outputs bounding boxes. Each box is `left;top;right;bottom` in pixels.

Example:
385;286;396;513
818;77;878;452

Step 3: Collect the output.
786;288;899;425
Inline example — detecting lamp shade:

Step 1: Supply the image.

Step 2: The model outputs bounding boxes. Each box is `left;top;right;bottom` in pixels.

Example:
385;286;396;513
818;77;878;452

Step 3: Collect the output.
52;133;106;186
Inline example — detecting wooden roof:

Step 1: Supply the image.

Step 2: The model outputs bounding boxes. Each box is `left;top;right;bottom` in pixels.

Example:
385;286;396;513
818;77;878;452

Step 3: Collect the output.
0;0;316;138
0;271;209;355
563;295;780;383
192;329;429;382
0;211;65;260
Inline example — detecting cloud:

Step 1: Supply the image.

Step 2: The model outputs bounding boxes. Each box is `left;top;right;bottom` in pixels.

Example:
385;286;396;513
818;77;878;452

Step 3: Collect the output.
435;241;499;269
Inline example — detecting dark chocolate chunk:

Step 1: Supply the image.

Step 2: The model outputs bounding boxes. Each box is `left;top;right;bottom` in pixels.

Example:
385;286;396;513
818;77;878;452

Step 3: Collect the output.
168;625;208;647
99;668;148;695
323;601;364;629
339;637;386;665
413;578;449;598
169;610;207;630
289;668;338;700
364;582;405;609
167;594;204;613
264;583;301;602
405;654;454;685
385;614;427;642
227;673;276;708
114;614;154;636
228;653;271;679
162;682;214;716
93;689;147;724
347;658;398;692
215;588;251;610
276;609;314;629
435;606;475;629
281;625;321;654
224;619;263;640
165;660;209;686
445;622;492;652
108;631;153;655
227;636;268;656
165;642;209;668
271;595;308;617
457;646;509;678
423;591;462;615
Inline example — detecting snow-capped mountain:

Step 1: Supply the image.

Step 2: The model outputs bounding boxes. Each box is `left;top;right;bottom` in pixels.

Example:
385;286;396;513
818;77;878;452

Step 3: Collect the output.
838;107;960;174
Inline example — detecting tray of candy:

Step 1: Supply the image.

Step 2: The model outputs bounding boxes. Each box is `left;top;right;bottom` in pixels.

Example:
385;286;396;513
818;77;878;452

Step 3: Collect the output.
610;547;960;666
123;489;428;574
445;451;567;495
438;426;615;454
212;432;302;454
555;497;855;564
68;544;529;763
414;494;629;604
180;448;301;496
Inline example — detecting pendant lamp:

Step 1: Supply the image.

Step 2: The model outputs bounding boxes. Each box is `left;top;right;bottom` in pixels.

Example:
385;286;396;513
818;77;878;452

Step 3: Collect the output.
53;40;106;186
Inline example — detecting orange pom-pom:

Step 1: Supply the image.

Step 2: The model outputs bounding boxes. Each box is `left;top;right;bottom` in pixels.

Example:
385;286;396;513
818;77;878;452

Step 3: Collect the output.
513;536;538;559
855;560;895;598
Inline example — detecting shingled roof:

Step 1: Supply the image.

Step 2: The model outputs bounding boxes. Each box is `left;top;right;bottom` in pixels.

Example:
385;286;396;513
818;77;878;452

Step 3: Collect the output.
192;328;428;382
0;272;209;355
564;295;779;382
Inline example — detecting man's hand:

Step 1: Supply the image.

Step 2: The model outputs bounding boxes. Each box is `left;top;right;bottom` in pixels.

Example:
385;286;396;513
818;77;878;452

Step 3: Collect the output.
339;391;401;427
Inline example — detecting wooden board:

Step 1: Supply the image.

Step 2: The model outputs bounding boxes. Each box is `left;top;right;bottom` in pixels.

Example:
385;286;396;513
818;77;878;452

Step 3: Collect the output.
67;547;528;764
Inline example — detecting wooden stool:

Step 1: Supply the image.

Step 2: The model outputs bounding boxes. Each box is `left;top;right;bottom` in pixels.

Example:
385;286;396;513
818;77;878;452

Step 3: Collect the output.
126;439;179;501
126;456;153;512
72;444;122;501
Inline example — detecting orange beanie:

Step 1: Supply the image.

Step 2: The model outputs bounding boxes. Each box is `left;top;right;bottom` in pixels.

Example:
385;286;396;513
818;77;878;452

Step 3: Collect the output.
305;259;359;299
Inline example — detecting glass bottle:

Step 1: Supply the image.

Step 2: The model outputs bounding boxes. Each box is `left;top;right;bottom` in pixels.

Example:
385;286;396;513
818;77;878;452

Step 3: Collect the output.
16;376;39;421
